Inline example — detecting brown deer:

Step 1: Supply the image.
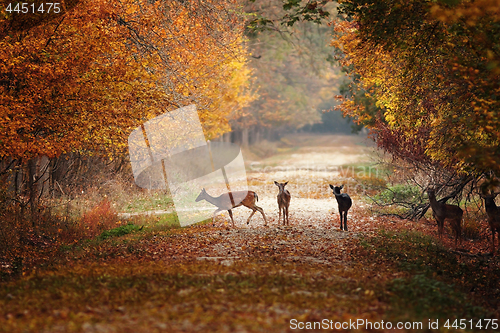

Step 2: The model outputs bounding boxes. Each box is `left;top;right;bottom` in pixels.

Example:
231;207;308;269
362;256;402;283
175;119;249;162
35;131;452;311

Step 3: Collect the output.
427;188;463;247
195;188;267;227
329;184;352;231
274;181;291;226
479;191;500;254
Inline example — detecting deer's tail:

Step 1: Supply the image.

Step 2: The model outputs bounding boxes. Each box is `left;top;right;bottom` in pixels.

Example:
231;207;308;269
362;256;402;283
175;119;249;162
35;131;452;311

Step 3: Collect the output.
255;192;259;202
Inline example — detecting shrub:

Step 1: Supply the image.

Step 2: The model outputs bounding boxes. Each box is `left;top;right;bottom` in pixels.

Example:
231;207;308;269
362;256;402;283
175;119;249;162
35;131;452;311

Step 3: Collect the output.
98;223;141;240
375;184;422;205
80;199;118;238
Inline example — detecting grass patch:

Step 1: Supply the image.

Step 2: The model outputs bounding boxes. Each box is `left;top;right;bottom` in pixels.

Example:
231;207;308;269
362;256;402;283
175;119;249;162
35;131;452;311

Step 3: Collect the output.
357;229;499;327
120;191;174;213
98;223;142;240
388;274;487;322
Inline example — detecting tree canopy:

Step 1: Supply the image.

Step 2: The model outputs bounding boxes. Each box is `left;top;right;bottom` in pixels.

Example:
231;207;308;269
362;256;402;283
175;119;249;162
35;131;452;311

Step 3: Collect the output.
0;0;253;161
332;0;500;176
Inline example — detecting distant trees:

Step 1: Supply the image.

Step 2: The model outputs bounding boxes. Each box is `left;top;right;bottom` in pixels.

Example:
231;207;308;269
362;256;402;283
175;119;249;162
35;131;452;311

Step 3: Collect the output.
233;0;345;143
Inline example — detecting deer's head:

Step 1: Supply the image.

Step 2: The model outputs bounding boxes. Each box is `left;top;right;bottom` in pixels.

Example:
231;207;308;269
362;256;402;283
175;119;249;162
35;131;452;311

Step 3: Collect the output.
274;181;288;193
329;184;344;195
195;188;207;202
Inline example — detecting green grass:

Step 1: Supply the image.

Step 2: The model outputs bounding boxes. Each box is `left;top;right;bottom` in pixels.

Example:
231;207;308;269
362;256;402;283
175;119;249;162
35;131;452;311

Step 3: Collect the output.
120;192;174;213
358;229;499;326
388;274;486;321
98;223;142;240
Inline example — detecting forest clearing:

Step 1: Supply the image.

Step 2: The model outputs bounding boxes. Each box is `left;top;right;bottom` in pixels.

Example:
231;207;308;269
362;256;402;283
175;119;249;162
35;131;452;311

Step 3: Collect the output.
1;134;499;332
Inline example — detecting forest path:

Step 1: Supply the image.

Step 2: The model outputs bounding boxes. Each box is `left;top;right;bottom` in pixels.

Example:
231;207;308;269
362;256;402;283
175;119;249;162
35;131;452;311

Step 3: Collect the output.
216;133;379;230
190;134;381;266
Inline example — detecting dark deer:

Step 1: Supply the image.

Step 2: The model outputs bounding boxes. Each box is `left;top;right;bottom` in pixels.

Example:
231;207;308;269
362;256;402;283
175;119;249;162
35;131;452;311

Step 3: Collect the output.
480;191;500;254
274;181;291;226
427;188;463;247
195;188;267;227
329;184;352;231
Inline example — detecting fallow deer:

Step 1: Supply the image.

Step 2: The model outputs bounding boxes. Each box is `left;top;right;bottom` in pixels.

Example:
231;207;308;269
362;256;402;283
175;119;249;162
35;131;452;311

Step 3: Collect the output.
427;188;463;248
274;181;291;226
329;184;352;231
480;191;500;254
195;188;267;227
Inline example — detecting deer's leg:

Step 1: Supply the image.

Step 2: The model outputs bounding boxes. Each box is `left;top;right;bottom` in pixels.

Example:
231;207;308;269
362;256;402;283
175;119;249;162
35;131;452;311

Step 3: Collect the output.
228;209;235;228
339;212;343;231
278;204;282;226
246;209;256;225
433;212;443;239
492;227;496;254
437;218;443;240
255;205;267;226
212;208;223;226
344;211;348;231
285;206;289;226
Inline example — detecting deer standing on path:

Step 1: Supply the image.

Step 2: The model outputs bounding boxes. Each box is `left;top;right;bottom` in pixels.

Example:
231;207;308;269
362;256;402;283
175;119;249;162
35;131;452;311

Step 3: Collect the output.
427;188;463;248
195;188;267;227
274;181;291;226
480;191;500;255
329;184;352;231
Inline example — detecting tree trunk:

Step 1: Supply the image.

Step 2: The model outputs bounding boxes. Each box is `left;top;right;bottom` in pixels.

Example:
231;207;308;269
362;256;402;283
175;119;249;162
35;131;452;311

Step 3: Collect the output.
242;128;249;148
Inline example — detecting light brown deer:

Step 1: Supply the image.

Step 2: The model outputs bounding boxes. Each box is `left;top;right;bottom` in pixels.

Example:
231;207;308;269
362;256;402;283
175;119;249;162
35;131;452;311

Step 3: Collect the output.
195;188;267;227
480;191;500;255
427;188;463;247
274;181;291;226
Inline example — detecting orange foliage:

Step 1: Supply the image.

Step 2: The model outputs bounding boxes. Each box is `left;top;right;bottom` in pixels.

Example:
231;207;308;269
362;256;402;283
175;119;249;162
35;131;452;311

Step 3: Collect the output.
333;0;500;174
0;0;254;161
80;199;119;238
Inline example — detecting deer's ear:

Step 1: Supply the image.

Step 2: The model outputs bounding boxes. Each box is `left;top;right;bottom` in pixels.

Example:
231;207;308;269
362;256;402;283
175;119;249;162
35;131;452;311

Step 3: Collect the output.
329;184;334;189
340;185;344;190
284;181;288;186
274;181;278;186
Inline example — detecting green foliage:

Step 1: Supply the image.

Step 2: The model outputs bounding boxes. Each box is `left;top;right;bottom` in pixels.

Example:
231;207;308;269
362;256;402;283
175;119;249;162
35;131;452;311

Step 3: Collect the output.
246;0;332;31
120;192;173;213
98;223;141;240
389;274;487;320
281;0;331;26
375;184;422;205
305;98;358;133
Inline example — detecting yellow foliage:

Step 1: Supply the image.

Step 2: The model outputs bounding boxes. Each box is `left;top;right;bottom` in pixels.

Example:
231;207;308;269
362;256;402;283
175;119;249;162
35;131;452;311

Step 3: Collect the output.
0;0;254;160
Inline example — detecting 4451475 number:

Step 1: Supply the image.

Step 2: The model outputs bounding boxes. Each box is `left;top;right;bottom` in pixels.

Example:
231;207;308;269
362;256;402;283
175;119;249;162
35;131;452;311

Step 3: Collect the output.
5;3;61;14
444;319;498;330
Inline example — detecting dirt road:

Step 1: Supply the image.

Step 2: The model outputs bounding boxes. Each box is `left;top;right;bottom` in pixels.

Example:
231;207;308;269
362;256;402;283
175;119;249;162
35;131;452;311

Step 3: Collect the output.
215;134;379;230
